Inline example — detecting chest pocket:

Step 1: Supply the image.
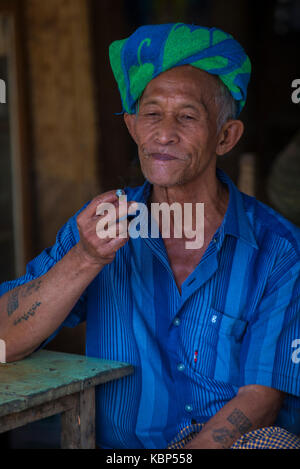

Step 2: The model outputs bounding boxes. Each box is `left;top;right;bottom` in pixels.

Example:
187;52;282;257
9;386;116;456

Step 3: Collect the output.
190;308;248;385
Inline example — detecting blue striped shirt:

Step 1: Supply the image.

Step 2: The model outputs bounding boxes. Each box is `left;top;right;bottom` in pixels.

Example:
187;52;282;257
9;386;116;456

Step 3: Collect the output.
1;169;300;448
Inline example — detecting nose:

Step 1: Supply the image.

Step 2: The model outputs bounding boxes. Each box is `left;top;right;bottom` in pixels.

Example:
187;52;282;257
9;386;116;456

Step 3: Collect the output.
154;115;180;145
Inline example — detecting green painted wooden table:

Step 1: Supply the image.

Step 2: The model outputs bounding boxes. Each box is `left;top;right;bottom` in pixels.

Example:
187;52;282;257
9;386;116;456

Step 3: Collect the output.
0;350;133;449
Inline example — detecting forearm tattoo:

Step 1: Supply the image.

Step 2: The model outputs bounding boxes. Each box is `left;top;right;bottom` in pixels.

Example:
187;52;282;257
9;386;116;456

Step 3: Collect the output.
13;302;42;326
7;289;20;316
227;408;252;434
212;408;253;448
7;279;42;317
212;427;238;448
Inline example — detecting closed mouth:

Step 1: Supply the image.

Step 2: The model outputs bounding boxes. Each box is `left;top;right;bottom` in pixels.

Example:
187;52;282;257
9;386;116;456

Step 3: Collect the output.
150;153;178;161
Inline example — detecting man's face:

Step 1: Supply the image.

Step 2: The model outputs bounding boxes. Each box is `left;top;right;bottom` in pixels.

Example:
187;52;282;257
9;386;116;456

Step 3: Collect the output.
124;65;223;188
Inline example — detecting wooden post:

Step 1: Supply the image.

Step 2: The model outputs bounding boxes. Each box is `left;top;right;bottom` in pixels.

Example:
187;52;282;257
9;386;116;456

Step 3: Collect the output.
61;388;96;449
238;153;256;197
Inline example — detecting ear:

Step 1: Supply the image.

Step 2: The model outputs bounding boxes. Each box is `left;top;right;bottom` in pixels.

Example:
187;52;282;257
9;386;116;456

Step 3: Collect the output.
124;113;138;143
216;119;244;156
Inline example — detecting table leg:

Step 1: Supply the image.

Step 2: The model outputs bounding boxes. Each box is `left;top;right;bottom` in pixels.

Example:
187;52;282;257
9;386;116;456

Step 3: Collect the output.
61;387;96;449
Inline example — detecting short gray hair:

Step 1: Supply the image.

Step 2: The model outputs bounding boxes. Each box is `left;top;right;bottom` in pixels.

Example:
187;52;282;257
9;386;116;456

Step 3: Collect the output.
215;78;238;132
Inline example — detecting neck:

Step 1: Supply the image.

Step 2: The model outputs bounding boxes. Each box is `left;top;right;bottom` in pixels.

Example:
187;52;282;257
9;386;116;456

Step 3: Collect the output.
149;170;229;224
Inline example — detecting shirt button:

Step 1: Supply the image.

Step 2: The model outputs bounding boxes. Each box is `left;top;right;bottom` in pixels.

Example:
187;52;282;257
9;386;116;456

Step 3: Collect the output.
173;317;181;326
177;363;185;372
185;404;193;413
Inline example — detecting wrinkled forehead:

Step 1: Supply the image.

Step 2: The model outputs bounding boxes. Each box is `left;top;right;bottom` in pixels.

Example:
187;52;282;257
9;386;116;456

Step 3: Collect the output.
139;65;220;111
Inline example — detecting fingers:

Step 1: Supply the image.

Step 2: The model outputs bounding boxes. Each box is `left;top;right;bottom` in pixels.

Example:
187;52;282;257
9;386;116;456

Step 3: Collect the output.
84;190;137;218
76;189;138;267
86;191;119;218
96;199;138;229
96;217;129;240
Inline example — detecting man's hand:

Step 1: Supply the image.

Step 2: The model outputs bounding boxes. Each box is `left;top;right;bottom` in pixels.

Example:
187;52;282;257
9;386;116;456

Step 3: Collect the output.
184;384;284;449
0;190;138;362
76;190;137;268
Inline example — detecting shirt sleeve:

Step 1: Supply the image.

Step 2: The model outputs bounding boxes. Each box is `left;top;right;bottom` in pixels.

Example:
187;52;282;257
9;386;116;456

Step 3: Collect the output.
241;245;300;397
0;203;90;345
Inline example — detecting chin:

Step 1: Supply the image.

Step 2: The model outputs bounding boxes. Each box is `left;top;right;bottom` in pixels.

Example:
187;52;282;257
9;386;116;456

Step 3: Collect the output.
141;163;182;186
142;170;180;188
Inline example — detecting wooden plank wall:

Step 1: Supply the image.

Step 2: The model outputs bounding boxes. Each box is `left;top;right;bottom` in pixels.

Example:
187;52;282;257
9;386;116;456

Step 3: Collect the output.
22;0;101;354
24;0;101;251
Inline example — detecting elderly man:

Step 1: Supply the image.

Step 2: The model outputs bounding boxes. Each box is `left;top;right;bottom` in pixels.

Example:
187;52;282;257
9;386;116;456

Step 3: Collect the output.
1;23;300;449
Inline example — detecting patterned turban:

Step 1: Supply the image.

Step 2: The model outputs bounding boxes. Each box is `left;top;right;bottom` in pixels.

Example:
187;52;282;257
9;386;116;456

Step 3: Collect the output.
109;23;251;116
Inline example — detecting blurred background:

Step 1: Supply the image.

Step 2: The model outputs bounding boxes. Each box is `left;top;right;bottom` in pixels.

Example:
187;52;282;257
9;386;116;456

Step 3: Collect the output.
0;0;299;448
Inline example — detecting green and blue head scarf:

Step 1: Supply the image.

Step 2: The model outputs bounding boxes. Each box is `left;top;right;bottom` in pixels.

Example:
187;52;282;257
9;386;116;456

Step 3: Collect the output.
109;23;251;116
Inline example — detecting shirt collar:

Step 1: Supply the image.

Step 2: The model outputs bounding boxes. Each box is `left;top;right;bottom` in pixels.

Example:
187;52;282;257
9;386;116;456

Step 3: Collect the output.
129;168;258;250
216;168;258;249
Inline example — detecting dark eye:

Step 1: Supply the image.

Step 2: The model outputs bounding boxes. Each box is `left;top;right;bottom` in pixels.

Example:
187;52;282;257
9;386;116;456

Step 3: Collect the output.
182;115;194;120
